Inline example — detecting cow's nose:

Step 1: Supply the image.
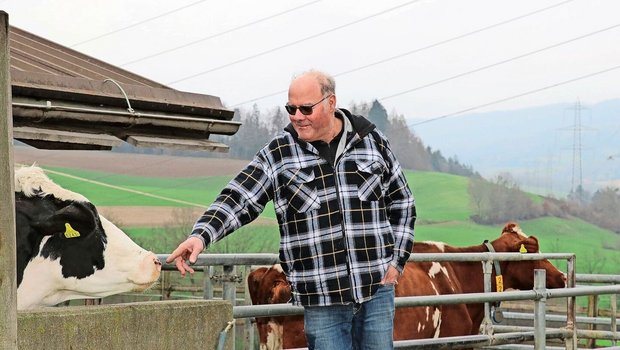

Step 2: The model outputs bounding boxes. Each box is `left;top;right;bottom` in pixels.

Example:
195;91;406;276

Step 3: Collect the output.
562;273;568;286
154;257;162;271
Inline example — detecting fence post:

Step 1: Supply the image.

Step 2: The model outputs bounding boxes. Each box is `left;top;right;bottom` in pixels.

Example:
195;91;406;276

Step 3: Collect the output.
161;271;172;300
481;259;494;335
222;264;237;347
586;295;599;348
534;269;547;350
203;266;213;299
611;289;617;347
244;265;255;349
566;255;577;350
0;11;17;350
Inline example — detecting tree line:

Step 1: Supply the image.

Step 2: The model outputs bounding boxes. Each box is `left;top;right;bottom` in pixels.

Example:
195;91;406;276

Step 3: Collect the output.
210;100;476;176
468;173;620;236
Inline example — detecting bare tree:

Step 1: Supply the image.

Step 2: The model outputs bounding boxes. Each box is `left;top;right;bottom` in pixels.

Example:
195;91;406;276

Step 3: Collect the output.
468;174;542;224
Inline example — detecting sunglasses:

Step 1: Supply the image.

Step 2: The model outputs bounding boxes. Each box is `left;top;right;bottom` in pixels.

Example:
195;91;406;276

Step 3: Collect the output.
285;94;332;116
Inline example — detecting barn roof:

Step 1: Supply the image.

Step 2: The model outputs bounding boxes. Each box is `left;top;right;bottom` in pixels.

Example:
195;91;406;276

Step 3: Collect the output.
8;26;239;151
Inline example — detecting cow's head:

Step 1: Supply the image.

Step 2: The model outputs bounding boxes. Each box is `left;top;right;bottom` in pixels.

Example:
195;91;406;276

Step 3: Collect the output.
15;166;161;309
248;264;306;350
489;222;566;291
248;264;291;306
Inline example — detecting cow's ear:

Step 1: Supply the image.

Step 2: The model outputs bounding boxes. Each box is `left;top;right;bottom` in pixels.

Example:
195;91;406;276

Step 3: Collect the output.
247;267;269;304
521;236;540;253
32;201;97;238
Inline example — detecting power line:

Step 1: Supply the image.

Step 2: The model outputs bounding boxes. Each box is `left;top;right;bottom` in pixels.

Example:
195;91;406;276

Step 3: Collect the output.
70;0;209;47
335;0;576;78
121;0;324;67
229;0;575;107
167;0;424;85
379;22;620;101
408;64;620;127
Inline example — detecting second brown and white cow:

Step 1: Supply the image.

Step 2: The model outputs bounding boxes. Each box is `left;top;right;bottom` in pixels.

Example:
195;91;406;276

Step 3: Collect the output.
15;166;162;309
248;264;307;350
247;222;567;348
393;222;566;339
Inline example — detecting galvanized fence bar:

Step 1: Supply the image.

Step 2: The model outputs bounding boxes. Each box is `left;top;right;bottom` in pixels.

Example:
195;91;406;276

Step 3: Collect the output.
502;312;620;327
533;269;547;350
567;254;578;350
493;325;620;341
203;266;213;299
577;275;620;283
232;285;620;318
481;260;493;335
156;252;575;267
612;291;618;346
243;264;255;350
220;264;237;346
394;330;567;350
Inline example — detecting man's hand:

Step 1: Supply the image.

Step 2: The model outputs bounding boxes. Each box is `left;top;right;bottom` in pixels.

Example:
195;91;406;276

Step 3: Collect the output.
380;265;400;285
166;236;204;277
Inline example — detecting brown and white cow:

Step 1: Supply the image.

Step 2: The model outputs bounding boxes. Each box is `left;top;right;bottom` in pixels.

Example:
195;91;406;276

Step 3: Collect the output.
393;222;566;339
247;222;566;348
248;264;306;350
15;166;161;309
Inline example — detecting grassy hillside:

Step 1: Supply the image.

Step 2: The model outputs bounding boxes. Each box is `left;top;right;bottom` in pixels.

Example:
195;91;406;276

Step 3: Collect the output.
41;165;620;275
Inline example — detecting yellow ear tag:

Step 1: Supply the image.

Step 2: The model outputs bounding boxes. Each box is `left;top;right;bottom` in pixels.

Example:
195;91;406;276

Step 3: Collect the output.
64;223;81;238
495;275;504;292
519;244;527;253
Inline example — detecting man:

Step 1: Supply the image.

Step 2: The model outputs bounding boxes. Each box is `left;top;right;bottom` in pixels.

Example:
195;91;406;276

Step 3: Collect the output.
167;70;416;349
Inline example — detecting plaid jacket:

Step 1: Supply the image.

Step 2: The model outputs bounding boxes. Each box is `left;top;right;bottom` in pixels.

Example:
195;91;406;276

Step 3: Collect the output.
191;109;416;306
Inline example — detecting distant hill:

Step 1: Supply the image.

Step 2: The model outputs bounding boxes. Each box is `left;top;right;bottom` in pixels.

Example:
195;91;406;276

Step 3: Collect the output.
409;98;620;197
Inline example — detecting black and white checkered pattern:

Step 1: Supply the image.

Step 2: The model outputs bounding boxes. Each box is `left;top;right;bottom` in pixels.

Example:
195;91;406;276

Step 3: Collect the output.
191;110;416;306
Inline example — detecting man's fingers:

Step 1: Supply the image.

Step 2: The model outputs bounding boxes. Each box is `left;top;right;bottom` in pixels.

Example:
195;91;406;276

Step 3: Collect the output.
166;245;185;263
189;248;200;264
167;237;204;274
381;265;400;285
174;257;187;276
173;256;195;276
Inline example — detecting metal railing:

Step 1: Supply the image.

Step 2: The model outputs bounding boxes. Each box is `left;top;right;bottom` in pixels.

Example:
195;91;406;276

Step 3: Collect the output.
155;252;620;350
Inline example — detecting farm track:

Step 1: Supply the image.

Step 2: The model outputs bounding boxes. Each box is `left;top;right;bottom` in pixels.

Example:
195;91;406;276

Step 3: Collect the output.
14;146;248;177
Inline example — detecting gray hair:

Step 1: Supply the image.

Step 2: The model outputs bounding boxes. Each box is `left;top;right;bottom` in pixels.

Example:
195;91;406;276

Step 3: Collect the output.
293;69;336;96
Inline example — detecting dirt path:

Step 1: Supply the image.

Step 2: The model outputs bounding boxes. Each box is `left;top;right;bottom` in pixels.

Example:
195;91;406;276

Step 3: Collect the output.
97;206;205;227
98;206;276;228
14;146;248;177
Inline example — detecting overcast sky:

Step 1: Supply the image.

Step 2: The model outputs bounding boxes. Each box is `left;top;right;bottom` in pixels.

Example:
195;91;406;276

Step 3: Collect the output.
2;0;619;127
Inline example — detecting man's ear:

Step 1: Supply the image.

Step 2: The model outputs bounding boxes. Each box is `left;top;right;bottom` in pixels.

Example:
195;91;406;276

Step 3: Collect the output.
329;94;337;112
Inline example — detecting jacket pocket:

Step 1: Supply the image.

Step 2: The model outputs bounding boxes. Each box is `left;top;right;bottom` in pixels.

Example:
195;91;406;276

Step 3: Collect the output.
280;167;320;213
355;160;385;202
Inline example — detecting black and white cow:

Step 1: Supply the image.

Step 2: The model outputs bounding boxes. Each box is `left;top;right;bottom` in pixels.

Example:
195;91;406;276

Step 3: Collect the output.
14;166;161;309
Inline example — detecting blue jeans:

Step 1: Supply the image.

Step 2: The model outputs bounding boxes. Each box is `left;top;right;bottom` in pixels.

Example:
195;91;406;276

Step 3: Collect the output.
303;284;395;350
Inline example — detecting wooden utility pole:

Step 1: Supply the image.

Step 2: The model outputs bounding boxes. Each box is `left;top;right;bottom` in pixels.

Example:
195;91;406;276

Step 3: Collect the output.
0;10;17;349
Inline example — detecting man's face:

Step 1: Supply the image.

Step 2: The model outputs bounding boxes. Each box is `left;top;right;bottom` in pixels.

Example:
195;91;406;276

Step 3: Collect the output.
287;75;335;142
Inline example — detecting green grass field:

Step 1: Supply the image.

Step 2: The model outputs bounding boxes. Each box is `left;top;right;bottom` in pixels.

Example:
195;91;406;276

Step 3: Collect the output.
42;165;620;275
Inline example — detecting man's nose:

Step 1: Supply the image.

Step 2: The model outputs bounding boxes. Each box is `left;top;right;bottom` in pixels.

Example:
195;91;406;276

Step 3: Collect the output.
289;111;304;120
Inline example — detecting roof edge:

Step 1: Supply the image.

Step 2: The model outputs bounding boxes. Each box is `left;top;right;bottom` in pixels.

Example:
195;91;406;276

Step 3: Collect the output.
11;69;234;120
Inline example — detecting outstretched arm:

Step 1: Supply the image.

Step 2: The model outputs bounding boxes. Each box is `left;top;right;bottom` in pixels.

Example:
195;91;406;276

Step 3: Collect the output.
167;156;273;275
